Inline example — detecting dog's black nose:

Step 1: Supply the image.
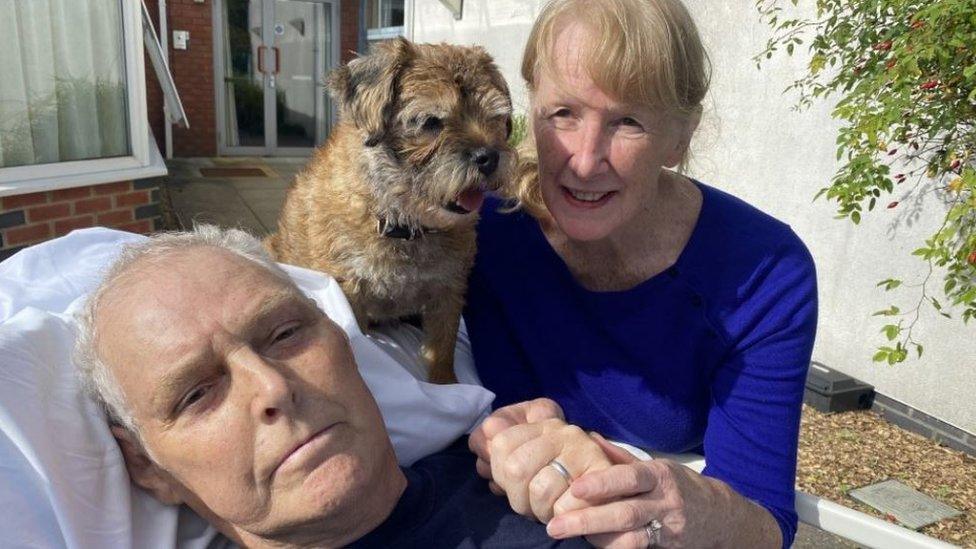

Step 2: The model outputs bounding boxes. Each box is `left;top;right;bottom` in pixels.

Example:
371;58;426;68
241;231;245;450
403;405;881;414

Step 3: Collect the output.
470;148;499;176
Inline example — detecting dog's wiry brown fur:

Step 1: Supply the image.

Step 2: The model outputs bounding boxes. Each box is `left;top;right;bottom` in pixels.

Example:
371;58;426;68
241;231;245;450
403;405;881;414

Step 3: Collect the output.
266;38;514;383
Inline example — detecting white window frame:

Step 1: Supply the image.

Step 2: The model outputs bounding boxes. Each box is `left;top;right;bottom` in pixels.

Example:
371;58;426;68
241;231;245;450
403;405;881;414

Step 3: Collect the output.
0;0;167;198
365;0;406;42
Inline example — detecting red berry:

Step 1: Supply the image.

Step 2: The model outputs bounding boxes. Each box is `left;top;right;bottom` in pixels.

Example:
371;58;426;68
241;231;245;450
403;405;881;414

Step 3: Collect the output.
874;40;893;52
920;79;939;90
968;250;976;266
888;201;900;209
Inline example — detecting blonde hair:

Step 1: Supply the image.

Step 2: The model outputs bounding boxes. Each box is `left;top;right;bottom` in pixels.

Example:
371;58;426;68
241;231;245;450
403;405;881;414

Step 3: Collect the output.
510;0;710;215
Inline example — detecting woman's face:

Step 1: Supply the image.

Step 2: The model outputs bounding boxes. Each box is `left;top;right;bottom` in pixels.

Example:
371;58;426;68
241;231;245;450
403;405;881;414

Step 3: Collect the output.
532;22;689;243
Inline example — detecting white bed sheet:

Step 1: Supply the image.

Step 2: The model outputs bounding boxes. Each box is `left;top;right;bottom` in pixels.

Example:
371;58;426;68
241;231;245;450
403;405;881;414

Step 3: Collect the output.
0;227;494;549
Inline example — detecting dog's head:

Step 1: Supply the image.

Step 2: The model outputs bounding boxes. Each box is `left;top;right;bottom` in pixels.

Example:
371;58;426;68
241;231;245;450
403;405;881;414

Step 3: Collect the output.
328;38;514;230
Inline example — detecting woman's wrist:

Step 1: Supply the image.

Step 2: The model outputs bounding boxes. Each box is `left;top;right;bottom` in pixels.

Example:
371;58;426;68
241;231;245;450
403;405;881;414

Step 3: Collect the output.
706;476;782;548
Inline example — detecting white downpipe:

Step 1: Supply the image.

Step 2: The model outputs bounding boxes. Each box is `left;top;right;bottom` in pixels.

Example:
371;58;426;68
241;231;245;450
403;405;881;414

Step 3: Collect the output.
651;452;957;548
159;0;173;159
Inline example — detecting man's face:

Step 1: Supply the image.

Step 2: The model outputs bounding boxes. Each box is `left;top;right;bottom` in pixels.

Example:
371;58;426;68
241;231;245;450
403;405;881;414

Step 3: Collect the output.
95;248;396;545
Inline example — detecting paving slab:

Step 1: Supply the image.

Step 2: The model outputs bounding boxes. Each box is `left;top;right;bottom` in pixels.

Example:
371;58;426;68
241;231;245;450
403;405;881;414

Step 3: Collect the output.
160;157;296;236
794;522;859;548
166;178;268;235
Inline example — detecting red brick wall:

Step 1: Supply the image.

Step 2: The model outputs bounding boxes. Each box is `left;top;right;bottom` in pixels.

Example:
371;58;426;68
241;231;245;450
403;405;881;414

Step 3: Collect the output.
142;0;218;157
144;0;166;153
168;0;217;157
341;0;361;64
0;182;161;261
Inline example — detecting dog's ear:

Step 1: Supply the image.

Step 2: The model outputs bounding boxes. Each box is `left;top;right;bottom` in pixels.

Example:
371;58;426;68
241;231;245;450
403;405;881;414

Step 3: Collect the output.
327;37;415;147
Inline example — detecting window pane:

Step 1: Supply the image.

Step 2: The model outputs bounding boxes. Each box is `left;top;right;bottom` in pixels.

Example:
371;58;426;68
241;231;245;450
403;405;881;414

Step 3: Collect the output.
382;0;404;27
0;0;130;169
222;0;265;147
366;0;403;30
366;0;379;29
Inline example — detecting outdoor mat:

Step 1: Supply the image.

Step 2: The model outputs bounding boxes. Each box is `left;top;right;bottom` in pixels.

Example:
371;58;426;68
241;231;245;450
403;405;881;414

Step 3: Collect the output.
199;167;269;177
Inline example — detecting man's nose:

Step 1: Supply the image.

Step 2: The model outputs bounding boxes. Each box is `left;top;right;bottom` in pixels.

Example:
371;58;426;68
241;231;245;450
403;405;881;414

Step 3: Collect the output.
233;349;296;422
569;118;609;179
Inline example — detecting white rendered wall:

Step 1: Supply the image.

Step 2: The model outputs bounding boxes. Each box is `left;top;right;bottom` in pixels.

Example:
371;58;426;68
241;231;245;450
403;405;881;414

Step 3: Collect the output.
410;0;976;433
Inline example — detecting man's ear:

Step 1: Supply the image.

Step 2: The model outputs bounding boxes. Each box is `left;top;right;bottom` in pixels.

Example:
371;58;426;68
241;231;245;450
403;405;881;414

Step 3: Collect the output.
111;425;183;506
326;37;415;146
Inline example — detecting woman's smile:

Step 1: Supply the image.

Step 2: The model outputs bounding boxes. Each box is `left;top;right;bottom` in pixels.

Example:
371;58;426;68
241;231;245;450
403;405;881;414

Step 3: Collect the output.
561;186;617;208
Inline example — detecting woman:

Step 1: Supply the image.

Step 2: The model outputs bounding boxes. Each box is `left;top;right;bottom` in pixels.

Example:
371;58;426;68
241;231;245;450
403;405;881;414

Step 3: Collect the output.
463;0;818;547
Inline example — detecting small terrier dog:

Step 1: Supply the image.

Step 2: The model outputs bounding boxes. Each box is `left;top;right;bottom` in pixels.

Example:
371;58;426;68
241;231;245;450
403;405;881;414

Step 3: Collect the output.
266;38;514;383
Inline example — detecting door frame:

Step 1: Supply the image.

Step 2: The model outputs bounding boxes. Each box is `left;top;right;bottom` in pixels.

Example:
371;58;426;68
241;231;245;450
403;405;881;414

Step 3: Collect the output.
213;0;340;157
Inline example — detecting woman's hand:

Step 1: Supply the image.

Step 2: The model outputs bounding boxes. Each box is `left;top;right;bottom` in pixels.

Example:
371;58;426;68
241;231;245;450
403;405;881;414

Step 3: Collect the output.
469;398;566;494
485;417;614;523
546;436;781;548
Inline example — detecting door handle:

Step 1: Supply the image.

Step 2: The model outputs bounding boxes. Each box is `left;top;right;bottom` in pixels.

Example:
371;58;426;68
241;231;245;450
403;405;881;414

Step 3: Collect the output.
257;45;267;74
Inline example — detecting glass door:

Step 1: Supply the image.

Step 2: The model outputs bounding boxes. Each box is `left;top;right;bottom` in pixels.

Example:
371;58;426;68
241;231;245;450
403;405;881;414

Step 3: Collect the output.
218;0;336;156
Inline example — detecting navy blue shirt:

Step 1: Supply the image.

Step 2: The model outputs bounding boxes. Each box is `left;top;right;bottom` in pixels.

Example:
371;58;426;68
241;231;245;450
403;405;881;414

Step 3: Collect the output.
464;183;818;547
351;439;591;548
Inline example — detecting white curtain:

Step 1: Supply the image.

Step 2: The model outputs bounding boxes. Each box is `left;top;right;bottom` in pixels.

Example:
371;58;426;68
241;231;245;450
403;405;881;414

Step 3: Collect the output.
0;0;129;169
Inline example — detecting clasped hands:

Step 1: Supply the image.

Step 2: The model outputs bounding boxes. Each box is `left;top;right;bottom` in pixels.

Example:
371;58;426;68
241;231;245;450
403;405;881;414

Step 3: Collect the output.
469;399;725;548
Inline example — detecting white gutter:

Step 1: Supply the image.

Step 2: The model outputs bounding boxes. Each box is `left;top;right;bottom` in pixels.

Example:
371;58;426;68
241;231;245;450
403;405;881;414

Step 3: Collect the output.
159;0;172;159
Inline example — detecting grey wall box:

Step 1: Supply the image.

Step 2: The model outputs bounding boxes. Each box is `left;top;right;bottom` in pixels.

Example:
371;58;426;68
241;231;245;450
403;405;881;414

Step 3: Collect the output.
804;362;875;413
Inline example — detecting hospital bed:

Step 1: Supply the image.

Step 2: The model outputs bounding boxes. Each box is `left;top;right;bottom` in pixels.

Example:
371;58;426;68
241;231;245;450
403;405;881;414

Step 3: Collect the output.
0;229;956;548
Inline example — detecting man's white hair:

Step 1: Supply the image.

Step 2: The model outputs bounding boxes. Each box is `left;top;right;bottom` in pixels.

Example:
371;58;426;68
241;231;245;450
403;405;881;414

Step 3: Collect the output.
73;224;294;435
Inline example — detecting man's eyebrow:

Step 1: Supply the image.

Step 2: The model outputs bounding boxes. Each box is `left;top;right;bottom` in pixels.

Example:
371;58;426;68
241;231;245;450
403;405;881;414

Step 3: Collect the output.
239;287;311;336
149;287;308;417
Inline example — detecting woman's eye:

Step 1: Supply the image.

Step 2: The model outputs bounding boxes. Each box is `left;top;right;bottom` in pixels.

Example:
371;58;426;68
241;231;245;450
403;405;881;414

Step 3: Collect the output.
619;117;643;128
421;116;443;132
550;108;572;118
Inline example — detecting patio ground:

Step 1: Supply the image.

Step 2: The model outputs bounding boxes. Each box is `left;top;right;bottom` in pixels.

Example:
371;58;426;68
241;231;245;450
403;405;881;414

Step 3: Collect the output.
160;157;974;549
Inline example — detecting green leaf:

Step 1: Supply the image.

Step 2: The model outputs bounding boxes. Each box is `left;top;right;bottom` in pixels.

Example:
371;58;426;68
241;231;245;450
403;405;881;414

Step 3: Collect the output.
872;305;901;317
877;279;902;291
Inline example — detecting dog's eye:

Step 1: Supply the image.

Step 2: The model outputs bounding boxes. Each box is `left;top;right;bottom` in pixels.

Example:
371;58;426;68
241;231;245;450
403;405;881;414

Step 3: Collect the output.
421;116;443;133
505;117;513;138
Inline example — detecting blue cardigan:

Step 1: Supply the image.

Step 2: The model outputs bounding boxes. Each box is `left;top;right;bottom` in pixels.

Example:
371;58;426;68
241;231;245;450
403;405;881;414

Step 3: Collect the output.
464;183;818;547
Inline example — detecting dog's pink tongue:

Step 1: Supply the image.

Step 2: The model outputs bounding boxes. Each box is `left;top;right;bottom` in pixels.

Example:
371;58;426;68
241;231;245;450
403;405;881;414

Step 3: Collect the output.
458;188;485;212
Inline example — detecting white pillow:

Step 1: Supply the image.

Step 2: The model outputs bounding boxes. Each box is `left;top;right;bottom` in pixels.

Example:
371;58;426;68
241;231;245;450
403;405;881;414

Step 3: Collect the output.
0;227;494;549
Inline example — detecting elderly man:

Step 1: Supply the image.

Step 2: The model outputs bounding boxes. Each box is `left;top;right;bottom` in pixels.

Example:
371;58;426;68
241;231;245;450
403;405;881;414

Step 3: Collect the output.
73;226;601;548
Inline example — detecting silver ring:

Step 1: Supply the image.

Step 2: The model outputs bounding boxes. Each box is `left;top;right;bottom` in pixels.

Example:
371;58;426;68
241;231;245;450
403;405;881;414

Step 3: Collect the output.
547;459;572;482
645;518;663;547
